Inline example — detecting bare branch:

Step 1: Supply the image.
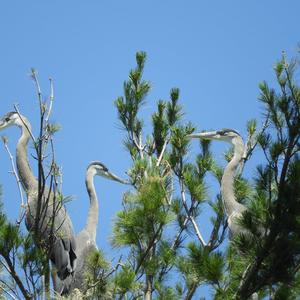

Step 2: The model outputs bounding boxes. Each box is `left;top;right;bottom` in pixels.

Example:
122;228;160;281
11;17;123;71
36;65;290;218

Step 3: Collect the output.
30;69;43;114
156;138;169;167
171;216;188;249
0;279;18;300
2;255;31;300
45;78;54;124
240;113;270;174
179;180;206;247
134;222;164;275
104;256;124;279
13;105;36;143
1;137;26;223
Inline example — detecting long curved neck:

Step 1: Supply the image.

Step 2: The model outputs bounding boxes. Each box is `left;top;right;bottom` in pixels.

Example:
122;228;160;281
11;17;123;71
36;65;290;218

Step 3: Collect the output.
221;136;245;216
16;119;38;193
85;167;99;242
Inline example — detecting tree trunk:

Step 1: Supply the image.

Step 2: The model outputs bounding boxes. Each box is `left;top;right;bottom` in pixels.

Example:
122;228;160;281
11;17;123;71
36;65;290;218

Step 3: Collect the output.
144;274;153;300
184;284;197;300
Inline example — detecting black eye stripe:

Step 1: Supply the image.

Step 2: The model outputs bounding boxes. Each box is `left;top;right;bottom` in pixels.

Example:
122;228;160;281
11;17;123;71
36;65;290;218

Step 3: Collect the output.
96;163;108;171
217;130;227;135
217;129;240;136
87;161;109;172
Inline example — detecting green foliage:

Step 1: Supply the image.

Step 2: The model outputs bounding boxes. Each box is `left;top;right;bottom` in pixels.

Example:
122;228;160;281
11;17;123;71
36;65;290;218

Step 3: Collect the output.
196;148;214;176
0;210;46;298
112;171;174;248
152;88;183;157
233;176;251;204
273;272;300;300
3;50;300;299
113;265;139;294
183;164;207;202
152;100;168;156
177;242;225;292
0;218;22;256
169;123;195;175
167;88;183;126
115;52;150;141
21;234;46;273
154;281;182;300
112;52;217;300
46;122;61;135
232;53;300;299
83;250;111;298
246;119;257;136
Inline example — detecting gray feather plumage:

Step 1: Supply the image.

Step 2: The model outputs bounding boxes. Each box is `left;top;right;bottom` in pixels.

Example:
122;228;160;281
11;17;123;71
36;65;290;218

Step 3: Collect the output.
189;128;247;237
0;112;77;290
24;195;77;279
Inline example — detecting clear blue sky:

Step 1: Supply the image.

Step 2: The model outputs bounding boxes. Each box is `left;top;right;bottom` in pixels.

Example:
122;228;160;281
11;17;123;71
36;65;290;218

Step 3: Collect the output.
0;1;299;298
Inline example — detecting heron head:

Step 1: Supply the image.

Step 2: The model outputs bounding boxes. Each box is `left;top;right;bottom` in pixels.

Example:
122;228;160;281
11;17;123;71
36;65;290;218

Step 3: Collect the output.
0;112;24;130
188;129;241;143
88;161;129;184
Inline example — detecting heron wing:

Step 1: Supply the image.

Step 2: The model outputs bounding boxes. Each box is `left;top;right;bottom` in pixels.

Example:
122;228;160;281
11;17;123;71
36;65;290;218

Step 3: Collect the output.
53;209;77;279
25;199;77;281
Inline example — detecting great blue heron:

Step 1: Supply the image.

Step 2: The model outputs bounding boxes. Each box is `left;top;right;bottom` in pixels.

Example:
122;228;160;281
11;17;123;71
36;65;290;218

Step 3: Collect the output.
73;161;128;292
54;161;128;295
188;129;247;237
0;112;77;284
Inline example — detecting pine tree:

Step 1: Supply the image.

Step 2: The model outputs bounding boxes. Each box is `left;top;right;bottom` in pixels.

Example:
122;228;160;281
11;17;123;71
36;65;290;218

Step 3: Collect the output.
86;52;228;299
1;51;300;299
233;53;300;299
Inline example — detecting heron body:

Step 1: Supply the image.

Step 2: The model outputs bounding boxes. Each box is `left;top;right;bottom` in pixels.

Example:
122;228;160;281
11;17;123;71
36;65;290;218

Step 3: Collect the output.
188;129;247;237
189;130;260;299
55;161;128;294
0;112;77;284
70;162;100;292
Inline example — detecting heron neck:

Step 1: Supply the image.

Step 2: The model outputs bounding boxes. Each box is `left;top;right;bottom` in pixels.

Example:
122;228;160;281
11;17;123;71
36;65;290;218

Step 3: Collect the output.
221;137;244;216
16;120;37;193
85;167;99;242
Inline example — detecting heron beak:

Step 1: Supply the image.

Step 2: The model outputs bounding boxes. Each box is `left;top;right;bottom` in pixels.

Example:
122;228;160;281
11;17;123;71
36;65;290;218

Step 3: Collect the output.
187;131;218;140
107;171;130;185
0;119;6;130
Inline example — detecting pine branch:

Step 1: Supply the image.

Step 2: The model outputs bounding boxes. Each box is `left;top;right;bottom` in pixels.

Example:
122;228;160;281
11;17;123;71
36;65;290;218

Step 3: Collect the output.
240;114;270;174
134;222;164;275
13;105;36;143
156;138;169;167
30;68;43;115
45;77;54;124
184;284;197;300
0;278;19;300
179;179;206;247
1;137;26;224
2;255;31;300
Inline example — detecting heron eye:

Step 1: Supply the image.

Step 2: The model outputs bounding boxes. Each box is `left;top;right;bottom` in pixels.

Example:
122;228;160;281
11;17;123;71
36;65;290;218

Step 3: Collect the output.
5;117;10;122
